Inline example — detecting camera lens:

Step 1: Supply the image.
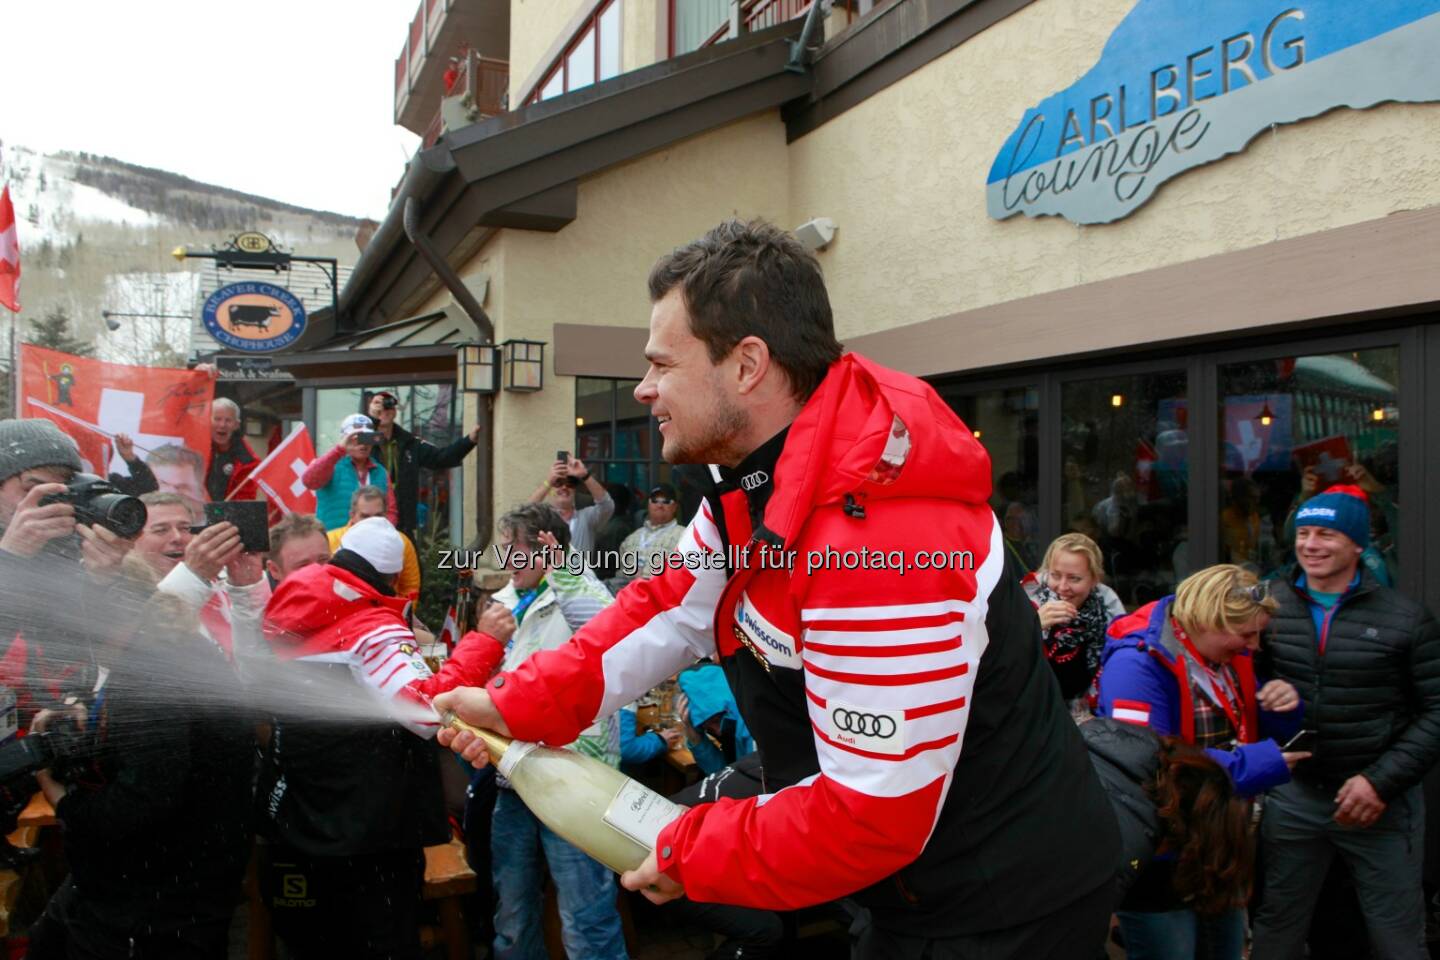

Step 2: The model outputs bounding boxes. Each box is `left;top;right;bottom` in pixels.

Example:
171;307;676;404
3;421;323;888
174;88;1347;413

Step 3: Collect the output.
95;494;148;538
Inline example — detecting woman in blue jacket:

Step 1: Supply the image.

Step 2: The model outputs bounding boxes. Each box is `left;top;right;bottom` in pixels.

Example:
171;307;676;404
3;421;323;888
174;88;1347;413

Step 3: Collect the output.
1096;564;1308;960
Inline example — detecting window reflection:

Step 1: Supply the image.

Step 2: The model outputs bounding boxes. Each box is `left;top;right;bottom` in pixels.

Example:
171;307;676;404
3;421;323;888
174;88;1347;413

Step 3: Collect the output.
940;386;1040;571
1219;348;1399;582
1062;372;1188;609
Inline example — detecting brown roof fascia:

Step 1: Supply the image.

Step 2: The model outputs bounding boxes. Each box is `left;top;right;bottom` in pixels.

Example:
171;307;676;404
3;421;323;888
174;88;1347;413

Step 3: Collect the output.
783;0;1041;141
344;22;810;331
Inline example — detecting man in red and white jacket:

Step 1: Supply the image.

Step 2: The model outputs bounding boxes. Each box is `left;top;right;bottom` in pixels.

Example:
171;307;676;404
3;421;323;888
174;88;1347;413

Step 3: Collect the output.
437;221;1120;958
259;516;511;957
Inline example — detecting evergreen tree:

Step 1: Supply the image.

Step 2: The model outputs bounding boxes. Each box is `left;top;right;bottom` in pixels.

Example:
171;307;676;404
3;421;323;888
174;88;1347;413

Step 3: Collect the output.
27;307;94;357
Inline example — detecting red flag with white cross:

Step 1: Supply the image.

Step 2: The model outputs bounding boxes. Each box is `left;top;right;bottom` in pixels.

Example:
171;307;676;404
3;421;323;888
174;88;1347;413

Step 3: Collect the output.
0;184;19;312
241;423;317;515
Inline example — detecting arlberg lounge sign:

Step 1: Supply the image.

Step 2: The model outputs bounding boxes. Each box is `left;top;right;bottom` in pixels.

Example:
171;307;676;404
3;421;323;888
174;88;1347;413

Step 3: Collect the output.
987;1;1440;225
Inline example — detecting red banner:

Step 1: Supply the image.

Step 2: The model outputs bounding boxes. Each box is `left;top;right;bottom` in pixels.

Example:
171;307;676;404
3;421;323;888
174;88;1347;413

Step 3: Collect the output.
18;344;213;489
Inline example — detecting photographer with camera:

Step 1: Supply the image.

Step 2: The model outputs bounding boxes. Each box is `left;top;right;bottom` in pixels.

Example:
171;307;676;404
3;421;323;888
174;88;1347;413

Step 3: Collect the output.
301;413;398;531
132;492;270;666
24;588;256;960
367;390;479;542
0;418;144;867
527;452;613;572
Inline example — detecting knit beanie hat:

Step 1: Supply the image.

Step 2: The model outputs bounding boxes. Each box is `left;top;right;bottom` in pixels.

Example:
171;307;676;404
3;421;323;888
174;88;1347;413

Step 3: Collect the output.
0;419;84;484
1294;484;1370;549
339;515;405;574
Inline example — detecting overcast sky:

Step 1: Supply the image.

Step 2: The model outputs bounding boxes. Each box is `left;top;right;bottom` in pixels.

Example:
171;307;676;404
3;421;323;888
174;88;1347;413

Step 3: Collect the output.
4;1;423;220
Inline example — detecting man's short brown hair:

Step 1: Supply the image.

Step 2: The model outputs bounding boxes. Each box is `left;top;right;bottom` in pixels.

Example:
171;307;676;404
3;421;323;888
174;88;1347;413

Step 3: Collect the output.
268;513;327;558
647;219;842;401
140;491;199;522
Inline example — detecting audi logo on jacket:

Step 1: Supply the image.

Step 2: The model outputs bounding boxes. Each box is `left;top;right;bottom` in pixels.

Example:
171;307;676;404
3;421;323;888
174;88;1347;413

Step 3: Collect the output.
484;354;1118;936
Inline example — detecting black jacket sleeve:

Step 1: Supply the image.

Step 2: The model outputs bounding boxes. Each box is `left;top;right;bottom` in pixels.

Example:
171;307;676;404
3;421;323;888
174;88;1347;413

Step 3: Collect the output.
107;457;158;497
411;434;476;471
1365;606;1440;799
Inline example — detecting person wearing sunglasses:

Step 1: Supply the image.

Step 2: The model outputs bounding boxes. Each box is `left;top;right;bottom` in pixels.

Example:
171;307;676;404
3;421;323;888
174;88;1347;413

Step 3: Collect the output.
610;483;684;590
1096;565;1307;959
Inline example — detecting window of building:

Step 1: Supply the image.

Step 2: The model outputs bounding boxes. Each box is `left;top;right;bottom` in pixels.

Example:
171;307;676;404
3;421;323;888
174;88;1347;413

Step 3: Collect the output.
938;385;1041;571
1218;348;1400;583
575;376;683;521
671;0;732;56
312;383;461;545
1060;370;1189;608
532;0;622;103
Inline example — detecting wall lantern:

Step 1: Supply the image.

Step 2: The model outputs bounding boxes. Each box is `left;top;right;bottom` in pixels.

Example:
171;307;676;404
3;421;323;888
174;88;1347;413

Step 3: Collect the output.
1372;407;1386;422
457;341;500;395
1110;393;1124;408
502;339;546;392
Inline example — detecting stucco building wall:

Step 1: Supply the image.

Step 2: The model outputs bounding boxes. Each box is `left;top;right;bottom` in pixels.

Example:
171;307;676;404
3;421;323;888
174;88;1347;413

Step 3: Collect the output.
787;0;1440;342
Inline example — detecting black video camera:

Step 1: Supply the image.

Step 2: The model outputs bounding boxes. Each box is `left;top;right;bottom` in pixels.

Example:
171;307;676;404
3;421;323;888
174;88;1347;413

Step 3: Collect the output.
38;473;147;538
0;715;91;791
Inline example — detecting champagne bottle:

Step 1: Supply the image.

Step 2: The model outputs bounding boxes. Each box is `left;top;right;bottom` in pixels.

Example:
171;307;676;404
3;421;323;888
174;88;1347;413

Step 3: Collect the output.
442;712;687;875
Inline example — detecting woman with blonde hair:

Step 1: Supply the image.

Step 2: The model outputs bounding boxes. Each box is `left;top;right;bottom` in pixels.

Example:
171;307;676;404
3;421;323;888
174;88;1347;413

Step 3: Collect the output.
1096;564;1308;959
1024;532;1124;701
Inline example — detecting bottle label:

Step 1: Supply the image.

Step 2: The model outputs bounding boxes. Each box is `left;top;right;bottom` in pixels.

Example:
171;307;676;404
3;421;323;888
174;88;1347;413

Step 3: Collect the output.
496;739;538;779
602;780;686;850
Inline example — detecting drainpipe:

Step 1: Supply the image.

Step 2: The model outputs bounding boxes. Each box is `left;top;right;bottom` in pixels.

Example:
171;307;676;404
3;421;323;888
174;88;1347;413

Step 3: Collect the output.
786;0;829;73
403;196;495;553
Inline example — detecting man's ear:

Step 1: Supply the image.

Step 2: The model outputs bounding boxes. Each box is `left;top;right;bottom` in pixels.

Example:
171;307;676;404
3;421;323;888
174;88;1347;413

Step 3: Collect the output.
733;336;771;396
265;560;280;580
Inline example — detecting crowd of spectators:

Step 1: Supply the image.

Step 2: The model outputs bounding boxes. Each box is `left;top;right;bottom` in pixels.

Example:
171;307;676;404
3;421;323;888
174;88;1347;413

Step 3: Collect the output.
0;349;1437;959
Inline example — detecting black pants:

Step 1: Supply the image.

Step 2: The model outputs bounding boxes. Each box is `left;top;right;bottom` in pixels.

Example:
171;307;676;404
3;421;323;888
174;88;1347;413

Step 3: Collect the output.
28;877;231;960
666;754;785;954
851;880;1116;960
262;843;425;960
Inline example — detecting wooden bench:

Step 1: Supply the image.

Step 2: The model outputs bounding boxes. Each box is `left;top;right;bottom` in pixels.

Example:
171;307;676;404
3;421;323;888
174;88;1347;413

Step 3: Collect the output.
419;837;476;960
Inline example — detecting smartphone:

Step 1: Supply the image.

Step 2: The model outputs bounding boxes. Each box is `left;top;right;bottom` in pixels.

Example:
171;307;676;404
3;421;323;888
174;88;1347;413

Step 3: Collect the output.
202;501;271;553
1282;729;1318;753
556;450;569;463
355;431;381;446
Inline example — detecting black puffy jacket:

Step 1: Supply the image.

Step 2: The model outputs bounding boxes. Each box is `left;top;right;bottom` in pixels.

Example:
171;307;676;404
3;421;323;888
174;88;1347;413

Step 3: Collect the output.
1262;568;1440;800
1082;718;1162;905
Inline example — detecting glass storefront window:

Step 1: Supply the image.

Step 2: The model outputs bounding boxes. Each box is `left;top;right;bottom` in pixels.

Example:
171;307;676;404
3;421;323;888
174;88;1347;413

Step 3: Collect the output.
940;386;1041;572
313;384;460;542
1218;348;1400;583
1061;371;1188;609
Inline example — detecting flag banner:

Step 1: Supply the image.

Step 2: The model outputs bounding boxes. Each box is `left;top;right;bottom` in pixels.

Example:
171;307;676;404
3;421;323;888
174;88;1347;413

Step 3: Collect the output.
242;423;317;516
0;184;19;312
437;605;459;653
19;344;212;490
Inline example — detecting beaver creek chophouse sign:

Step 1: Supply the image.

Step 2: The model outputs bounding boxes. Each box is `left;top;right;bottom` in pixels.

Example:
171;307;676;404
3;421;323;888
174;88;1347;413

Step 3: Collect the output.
202;282;307;353
988;0;1440;225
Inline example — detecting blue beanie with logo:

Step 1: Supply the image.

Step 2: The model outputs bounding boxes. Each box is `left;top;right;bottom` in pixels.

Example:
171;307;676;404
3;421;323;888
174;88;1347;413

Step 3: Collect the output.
1294;484;1370;549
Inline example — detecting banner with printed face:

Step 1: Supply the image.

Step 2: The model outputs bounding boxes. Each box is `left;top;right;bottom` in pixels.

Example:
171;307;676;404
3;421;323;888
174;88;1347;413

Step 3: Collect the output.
19;344;213;498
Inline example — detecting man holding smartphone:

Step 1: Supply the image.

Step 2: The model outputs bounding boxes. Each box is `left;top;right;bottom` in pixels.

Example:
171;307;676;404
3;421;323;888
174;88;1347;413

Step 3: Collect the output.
1252;484;1440;959
527;450;613;572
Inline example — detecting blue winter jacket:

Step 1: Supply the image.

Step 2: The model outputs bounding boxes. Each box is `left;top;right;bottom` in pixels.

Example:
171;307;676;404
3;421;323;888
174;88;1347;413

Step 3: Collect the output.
1096;596;1301;797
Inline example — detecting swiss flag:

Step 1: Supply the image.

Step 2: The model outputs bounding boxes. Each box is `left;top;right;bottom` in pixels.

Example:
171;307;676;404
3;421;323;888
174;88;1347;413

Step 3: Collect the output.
0;184;19;312
241;424;317;516
437;606;460;654
19;343;212;477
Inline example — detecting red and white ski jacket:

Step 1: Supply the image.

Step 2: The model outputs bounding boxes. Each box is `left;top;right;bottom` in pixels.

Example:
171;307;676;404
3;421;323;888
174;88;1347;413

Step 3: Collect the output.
264;563;504;735
487;354;1026;913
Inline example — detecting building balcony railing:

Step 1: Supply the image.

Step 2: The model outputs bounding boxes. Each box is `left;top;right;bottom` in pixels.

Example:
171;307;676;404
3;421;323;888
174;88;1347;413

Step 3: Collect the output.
677;0;863;57
421;51;509;148
394;0;510;135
